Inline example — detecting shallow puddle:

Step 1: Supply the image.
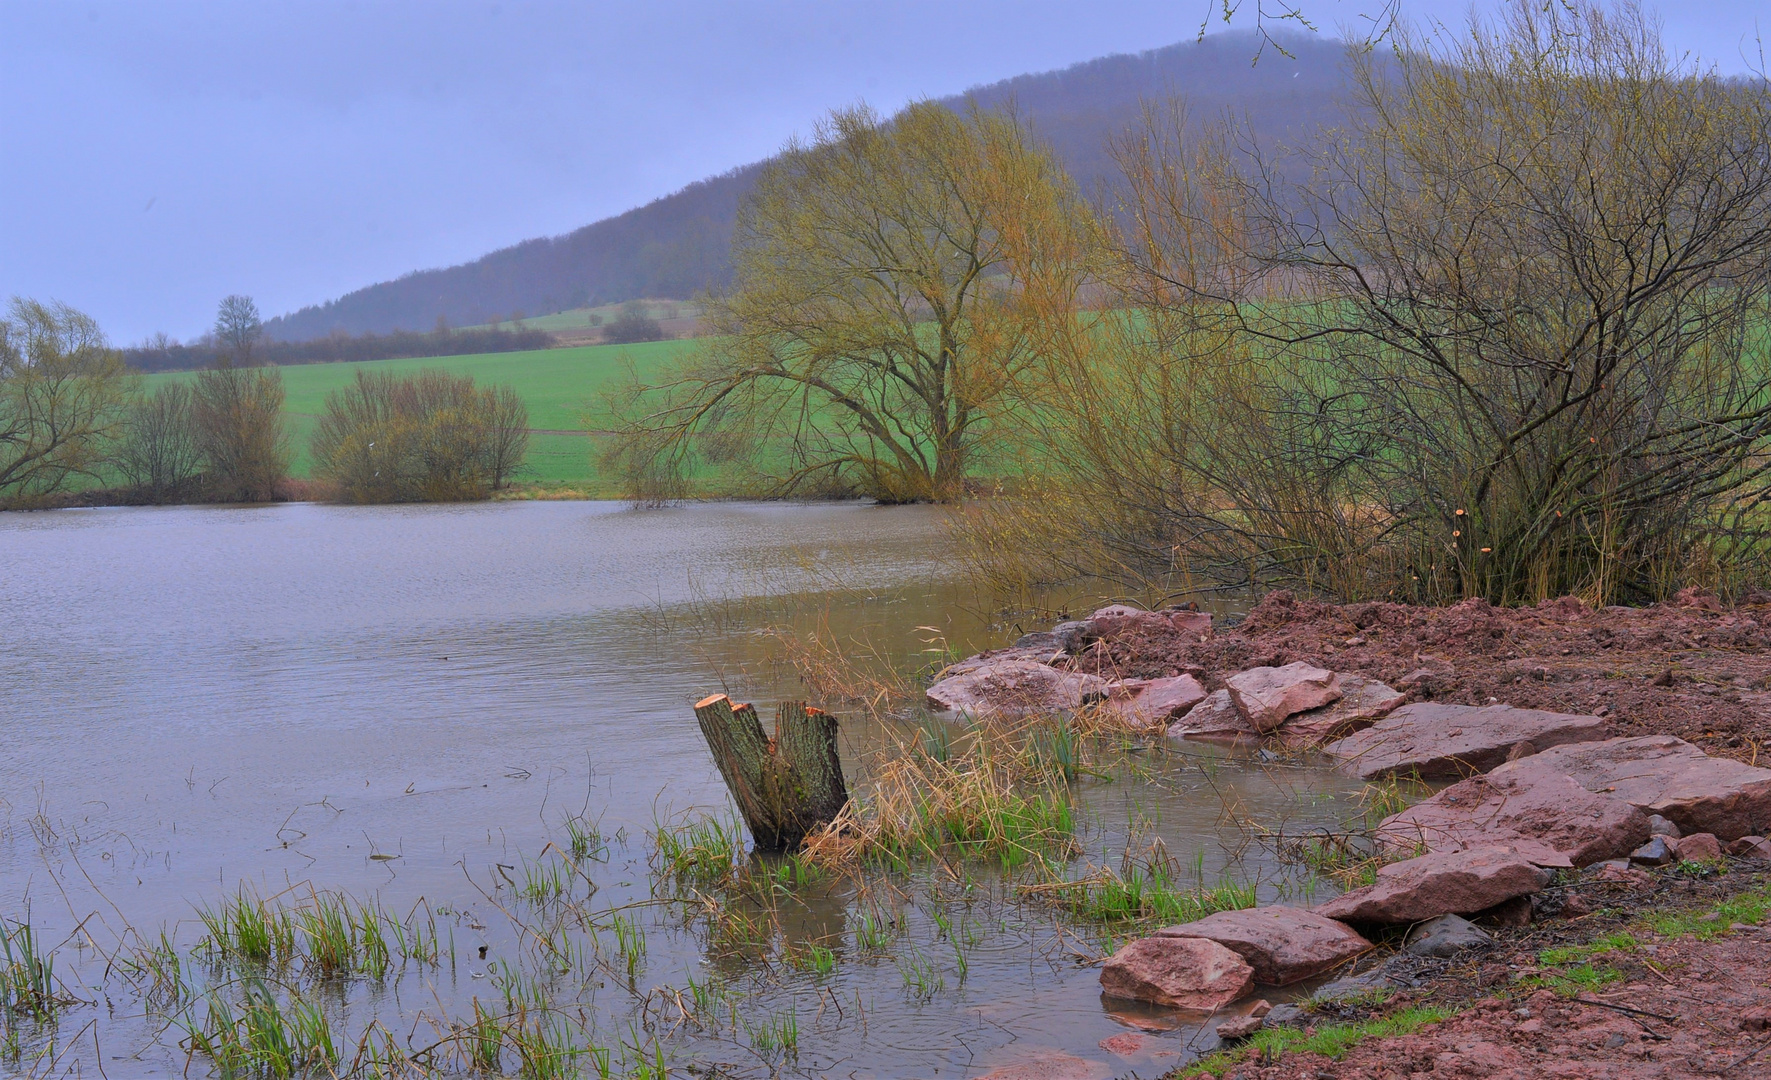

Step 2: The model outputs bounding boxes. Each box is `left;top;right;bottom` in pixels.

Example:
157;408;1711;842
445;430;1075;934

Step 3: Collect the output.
0;501;1368;1077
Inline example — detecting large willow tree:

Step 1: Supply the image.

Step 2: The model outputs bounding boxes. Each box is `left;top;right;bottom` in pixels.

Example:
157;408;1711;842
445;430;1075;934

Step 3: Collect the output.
0;298;129;505
605;102;1087;503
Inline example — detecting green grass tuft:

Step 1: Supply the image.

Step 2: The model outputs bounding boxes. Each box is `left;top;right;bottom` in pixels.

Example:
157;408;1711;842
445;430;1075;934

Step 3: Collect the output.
1182;1005;1456;1076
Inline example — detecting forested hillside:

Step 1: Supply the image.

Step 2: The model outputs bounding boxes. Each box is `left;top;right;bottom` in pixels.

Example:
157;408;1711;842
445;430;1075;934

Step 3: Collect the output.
265;29;1353;341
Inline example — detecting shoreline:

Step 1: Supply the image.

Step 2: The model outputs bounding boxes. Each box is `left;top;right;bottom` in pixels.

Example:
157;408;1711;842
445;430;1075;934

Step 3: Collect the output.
928;591;1771;1077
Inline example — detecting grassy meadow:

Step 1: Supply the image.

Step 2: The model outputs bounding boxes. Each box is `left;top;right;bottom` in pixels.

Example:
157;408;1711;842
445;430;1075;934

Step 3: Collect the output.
462;298;704;335
143;338;699;491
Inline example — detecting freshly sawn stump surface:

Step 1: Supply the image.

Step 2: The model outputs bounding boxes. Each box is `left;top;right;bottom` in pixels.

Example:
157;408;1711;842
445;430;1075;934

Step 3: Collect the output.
692;694;849;851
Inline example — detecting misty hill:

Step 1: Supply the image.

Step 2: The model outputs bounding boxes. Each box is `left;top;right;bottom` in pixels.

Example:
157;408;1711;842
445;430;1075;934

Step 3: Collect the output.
265;30;1357;342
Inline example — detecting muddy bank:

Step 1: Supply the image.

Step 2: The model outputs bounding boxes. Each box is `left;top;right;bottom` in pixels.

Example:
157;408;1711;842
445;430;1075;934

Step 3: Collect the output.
1059;590;1771;761
1176;863;1771;1079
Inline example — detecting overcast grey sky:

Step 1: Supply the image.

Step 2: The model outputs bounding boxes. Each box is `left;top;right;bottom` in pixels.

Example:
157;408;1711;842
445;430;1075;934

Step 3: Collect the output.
0;1;1763;342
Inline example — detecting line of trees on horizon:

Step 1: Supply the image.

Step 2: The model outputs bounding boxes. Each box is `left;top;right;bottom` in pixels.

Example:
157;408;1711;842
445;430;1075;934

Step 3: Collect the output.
124;318;556;374
1;295;530;508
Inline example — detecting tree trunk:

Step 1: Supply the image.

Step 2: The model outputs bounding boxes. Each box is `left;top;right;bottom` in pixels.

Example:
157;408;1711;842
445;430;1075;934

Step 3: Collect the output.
692;694;850;851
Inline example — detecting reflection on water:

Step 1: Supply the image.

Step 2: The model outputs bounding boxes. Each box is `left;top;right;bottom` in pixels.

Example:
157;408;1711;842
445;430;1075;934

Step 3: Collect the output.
0;501;1364;1077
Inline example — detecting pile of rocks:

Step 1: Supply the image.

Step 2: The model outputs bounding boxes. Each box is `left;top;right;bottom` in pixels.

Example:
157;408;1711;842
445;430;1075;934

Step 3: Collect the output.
1096;716;1771;1037
949;606;1771;1039
924;605;1403;749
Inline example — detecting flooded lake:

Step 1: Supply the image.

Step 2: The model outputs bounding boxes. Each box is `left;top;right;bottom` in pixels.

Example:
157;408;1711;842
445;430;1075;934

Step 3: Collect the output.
0;501;1366;1078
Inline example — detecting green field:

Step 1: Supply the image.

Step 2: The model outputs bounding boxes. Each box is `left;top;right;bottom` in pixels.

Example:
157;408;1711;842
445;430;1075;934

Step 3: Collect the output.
144;338;700;488
463;299;704;334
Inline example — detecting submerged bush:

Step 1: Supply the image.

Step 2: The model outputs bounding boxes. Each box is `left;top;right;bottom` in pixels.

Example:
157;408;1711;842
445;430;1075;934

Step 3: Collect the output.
191;363;289;502
310;369;528;502
115;382;203;502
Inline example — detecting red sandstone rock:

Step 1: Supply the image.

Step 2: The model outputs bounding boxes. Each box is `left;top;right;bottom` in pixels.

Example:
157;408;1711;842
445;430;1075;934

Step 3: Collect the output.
1226;662;1343;733
1214;1014;1264;1039
925;658;1108;716
1097;674;1209;730
1323;702;1610;780
1672;832;1722;861
1375;770;1649;868
1099;935;1255;1012
1728;835;1771;859
935;645;1066;678
1155;906;1371;985
975;1052;1111;1080
1166;689;1261;746
1486;735;1771;841
1313;846;1552;925
1170;609;1213;639
1273;675;1405;749
1096;1033;1148;1056
1086;604;1212;641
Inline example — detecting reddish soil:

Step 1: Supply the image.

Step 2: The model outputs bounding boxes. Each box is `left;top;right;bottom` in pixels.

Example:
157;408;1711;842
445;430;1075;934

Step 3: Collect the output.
1063;589;1771;763
1060;589;1771;1079
1206;865;1771;1079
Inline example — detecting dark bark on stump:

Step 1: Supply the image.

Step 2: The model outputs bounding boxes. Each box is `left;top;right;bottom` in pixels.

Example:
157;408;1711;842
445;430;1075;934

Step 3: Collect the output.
692;694;849;851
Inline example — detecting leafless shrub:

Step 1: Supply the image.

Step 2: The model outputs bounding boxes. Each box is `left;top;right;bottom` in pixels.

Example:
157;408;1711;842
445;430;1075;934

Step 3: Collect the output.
115;383;202;501
310;369;528;503
191;363;289;502
969;3;1771;606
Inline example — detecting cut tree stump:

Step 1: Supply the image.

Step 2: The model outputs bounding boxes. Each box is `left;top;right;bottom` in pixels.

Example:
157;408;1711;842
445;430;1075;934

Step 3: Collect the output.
692;694;849;851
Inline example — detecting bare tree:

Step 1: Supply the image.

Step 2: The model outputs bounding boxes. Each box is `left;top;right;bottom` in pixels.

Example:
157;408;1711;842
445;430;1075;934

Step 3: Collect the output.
214;295;263;366
602;301;665;345
1248;2;1771;602
486;384;529;490
192;364;288;502
116;383;202;500
0;298;130;503
974;2;1771;606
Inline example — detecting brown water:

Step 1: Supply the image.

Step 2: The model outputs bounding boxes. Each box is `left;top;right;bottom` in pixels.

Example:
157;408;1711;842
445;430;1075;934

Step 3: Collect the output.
0;501;1366;1078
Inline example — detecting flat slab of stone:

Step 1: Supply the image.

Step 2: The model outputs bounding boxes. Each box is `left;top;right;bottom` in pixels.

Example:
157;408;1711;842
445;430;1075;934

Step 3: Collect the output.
935;646;1066;679
1486;735;1771;841
1087;605;1211;640
1313;846;1552;925
1323;702;1610;780
1376;770;1649;868
1099;935;1254;1012
1096;675;1209;730
1226;663;1342;733
1274;675;1404;749
1155;906;1371;986
1166;689;1260;746
926;658;1108;717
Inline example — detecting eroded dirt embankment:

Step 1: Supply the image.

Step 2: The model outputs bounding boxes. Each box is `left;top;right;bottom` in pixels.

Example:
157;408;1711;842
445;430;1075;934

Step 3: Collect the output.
1061;589;1771;762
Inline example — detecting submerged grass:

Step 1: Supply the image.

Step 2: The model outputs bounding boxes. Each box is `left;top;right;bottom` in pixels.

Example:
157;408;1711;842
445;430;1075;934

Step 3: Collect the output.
650;812;747;887
802;718;1084;871
0;918;73;1020
1022;858;1257;928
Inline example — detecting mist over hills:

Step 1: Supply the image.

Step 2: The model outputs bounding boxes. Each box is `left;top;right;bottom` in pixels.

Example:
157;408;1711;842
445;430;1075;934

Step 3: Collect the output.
264;30;1356;342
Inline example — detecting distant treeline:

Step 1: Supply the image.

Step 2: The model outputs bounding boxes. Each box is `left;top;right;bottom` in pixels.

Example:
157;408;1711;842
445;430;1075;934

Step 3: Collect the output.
124;324;556;373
